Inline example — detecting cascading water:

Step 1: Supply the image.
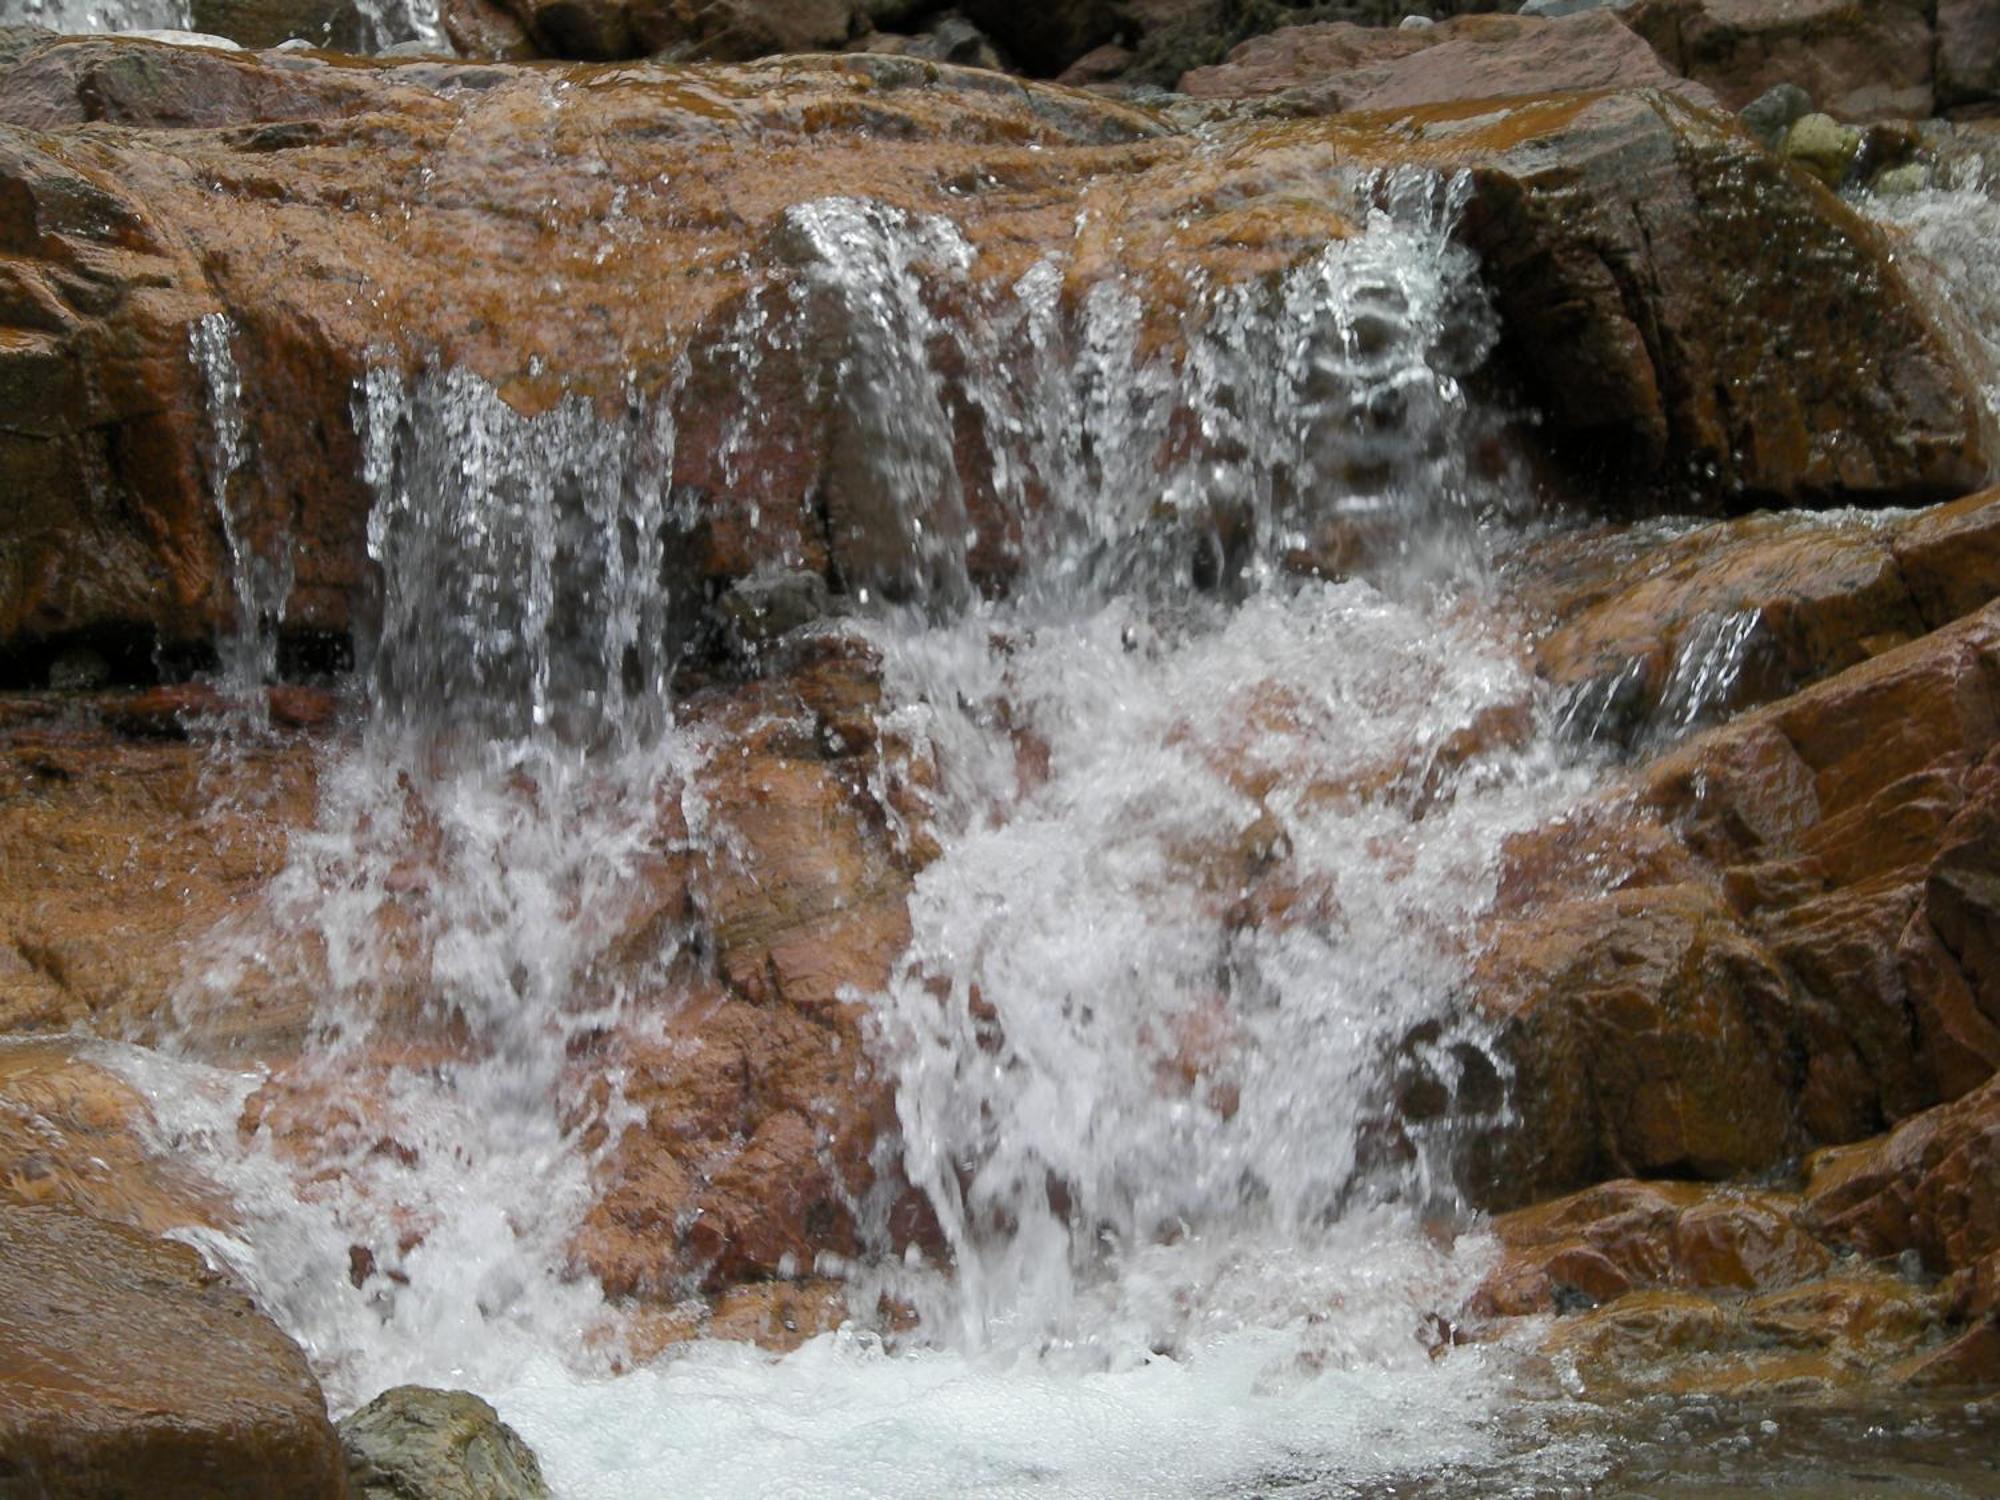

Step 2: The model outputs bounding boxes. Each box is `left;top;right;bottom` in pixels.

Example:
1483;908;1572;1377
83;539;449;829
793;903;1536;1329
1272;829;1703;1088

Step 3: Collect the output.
0;0;440;53
110;181;1620;1496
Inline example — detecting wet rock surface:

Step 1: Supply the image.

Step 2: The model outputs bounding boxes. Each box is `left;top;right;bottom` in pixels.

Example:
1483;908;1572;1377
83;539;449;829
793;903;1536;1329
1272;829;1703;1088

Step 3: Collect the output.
0;1202;347;1498
0;13;1996;1473
339;1385;551;1500
0;42;1982;674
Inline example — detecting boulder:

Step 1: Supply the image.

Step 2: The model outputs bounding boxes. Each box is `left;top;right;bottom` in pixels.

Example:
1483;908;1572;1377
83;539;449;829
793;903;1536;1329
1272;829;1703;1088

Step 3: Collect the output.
0;1202;347;1499
1470;883;1797;1203
1476;594;2000;1207
1937;0;2000;114
339;1386;550;1500
1178;10;1687;110
1622;0;1937;121
1365;89;1988;508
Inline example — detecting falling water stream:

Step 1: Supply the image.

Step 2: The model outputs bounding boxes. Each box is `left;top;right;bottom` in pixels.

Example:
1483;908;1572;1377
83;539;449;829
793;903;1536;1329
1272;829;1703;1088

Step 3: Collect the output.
79;165;2000;1497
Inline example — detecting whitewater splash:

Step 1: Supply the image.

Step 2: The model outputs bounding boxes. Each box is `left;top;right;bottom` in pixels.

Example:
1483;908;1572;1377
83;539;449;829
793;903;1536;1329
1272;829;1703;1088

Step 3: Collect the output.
0;0;440;52
113;183;1616;1494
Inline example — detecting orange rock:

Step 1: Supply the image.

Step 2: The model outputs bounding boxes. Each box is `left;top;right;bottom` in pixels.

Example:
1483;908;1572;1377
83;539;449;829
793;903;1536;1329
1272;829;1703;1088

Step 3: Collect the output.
0;48;1982;672
0;1040;231;1236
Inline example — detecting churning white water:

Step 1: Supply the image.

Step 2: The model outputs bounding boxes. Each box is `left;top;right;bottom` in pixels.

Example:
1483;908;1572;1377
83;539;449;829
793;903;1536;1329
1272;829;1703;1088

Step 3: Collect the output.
0;0;439;52
107;186;1620;1495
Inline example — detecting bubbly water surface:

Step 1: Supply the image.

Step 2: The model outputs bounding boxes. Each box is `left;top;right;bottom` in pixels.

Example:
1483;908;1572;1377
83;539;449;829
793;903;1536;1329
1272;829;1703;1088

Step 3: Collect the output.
111;188;1624;1495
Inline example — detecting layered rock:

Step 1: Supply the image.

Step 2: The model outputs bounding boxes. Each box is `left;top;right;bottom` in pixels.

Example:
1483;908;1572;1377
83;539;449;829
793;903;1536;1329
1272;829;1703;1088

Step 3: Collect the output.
0;1201;347;1498
1528;486;2000;741
1469;1074;2000;1396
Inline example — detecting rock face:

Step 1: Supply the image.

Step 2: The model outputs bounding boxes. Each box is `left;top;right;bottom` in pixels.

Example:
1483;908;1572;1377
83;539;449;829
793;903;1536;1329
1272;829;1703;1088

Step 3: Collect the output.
0;695;320;1038
339;1386;550;1500
1477;571;2000;1208
0;42;1981;678
0;1202;347;1499
1804;1071;2000;1283
0;1041;231;1233
1178;10;1689;110
1622;0;1938;120
1352;90;1987;508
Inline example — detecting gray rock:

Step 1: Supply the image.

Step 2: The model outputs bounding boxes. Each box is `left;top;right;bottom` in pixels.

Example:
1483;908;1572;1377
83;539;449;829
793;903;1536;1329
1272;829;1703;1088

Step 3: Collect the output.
1518;0;1632;17
339;1386;551;1500
1739;81;1812;150
1869;161;1931;196
719;567;839;651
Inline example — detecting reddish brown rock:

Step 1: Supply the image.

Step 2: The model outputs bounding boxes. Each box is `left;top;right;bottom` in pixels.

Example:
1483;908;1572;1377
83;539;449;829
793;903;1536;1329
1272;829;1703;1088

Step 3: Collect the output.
1477;594;2000;1211
1476;1178;1831;1316
1623;0;1937;121
1803;1071;2000;1276
1471;884;1797;1203
1387;89;1988;507
0;46;1983;671
0;1041;229;1235
1644;602;2000;1129
1529;487;2000;740
1471;1175;1976;1399
0;719;318;1039
440;0;540;59
0;1202;347;1499
1179;11;1689;111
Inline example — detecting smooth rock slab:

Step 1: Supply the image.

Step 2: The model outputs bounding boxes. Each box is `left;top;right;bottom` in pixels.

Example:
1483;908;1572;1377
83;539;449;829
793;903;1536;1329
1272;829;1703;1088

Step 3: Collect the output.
0;1202;346;1499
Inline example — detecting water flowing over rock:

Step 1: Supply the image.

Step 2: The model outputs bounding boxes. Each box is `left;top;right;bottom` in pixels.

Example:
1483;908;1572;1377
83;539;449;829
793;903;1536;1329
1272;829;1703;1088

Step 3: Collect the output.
2;22;2000;1497
0;44;1985;679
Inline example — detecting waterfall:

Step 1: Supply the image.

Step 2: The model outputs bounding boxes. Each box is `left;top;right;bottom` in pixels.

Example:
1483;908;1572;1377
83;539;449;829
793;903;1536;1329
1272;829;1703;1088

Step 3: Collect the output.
117;180;1612;1495
0;0;441;52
